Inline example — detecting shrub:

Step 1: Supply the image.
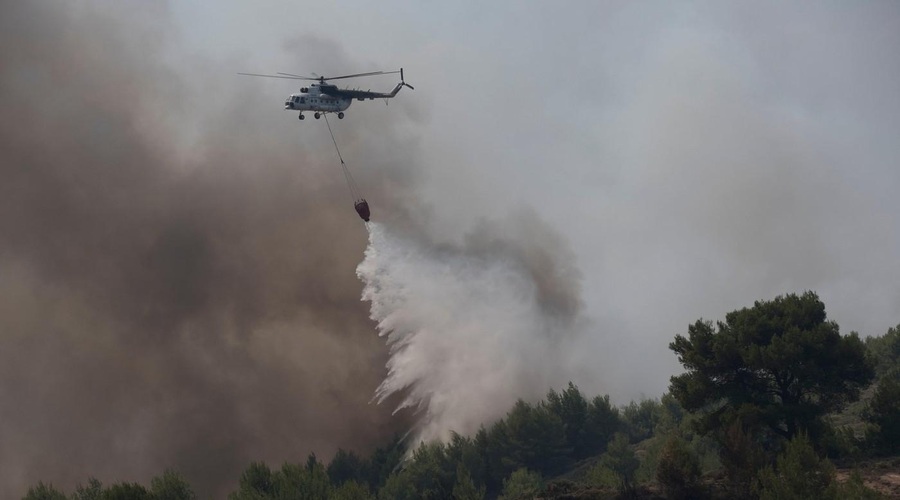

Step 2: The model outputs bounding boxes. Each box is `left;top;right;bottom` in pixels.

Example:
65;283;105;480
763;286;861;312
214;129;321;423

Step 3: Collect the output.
656;436;704;499
754;432;838;500
499;468;542;500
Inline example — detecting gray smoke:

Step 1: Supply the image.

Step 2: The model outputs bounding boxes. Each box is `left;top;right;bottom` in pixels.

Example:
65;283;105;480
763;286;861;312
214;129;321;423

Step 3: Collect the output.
0;1;421;497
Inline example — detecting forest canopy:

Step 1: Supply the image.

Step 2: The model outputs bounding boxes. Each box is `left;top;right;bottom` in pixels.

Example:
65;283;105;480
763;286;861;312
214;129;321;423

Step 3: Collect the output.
24;293;897;500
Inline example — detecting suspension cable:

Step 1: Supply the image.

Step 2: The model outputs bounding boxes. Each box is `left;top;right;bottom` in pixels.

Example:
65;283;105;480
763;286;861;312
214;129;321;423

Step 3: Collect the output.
324;114;362;202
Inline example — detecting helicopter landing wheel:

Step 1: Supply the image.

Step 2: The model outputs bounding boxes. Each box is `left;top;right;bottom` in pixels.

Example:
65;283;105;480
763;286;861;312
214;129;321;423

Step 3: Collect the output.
338;112;344;119
298;114;304;120
314;112;320;119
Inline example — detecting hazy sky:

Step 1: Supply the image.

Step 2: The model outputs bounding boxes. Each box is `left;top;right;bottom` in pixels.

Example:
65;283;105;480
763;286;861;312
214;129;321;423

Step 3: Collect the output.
2;0;898;496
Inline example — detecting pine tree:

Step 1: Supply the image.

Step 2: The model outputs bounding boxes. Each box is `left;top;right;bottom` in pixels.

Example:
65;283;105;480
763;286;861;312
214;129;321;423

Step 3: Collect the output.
452;464;486;500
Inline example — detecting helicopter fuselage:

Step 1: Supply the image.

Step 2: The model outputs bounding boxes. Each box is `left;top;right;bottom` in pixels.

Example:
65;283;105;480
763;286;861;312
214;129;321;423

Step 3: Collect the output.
284;83;351;116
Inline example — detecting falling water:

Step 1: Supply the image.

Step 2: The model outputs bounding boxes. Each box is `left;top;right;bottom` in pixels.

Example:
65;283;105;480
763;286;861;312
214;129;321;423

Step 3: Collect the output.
357;222;584;444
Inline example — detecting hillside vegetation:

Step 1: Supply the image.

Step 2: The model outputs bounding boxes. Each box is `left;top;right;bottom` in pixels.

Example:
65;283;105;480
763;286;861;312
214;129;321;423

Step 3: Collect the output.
24;293;900;499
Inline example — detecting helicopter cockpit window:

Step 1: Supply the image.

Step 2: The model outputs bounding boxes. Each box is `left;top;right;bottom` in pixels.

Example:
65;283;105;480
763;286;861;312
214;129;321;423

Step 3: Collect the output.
292;96;299;103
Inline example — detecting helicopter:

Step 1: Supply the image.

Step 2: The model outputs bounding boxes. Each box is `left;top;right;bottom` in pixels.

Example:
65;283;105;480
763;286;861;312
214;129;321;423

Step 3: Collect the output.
238;68;414;120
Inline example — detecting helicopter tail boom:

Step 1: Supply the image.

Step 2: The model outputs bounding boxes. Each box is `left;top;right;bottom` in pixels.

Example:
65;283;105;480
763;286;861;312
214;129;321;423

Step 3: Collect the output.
388;82;404;97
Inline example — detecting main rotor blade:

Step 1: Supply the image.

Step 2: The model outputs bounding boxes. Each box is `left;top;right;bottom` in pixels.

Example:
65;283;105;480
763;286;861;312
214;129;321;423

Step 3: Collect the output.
321;70;400;81
239;70;403;82
237;72;313;80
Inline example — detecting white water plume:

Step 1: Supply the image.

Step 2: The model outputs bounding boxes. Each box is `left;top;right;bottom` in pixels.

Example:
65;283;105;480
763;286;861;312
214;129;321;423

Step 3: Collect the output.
357;221;586;444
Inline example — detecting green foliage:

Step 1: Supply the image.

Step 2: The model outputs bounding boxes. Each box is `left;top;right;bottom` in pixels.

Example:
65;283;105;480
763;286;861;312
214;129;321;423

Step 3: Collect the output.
656;435;704;500
278;461;332;500
376;471;416;500
864;324;900;378
507;400;571;474
598;432;639;494
329;480;373;500
622;398;662;443
586;394;621;453
474;428;500;494
72;478;103;500
645;394;721;476
452;464;485;500
20;385;643;500
718;421;767;500
835;470;885;499
655;392;686;435
544;382;624;461
820;423;864;460
26;292;900;500
306;453;319;470
231;462;274;499
498;468;542;500
864;375;900;454
445;433;487;493
23;482;67;500
229;460;332;500
150;470;195;500
362;435;405;490
101;482;153;500
22;475;194;500
327;449;367;487
633;433;665;484
757;433;882;499
754;431;839;500
545;383;590;458
329;433;485;499
586;464;620;490
485;399;571;484
403;441;456;498
670;292;875;446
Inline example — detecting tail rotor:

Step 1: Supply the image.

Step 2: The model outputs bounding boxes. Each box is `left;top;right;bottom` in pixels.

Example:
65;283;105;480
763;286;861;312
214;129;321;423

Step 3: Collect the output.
400;68;414;90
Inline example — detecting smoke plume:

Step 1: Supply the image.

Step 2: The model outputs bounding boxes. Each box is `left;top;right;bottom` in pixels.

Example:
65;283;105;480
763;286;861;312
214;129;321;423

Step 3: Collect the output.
358;216;592;445
0;1;422;497
0;2;594;496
